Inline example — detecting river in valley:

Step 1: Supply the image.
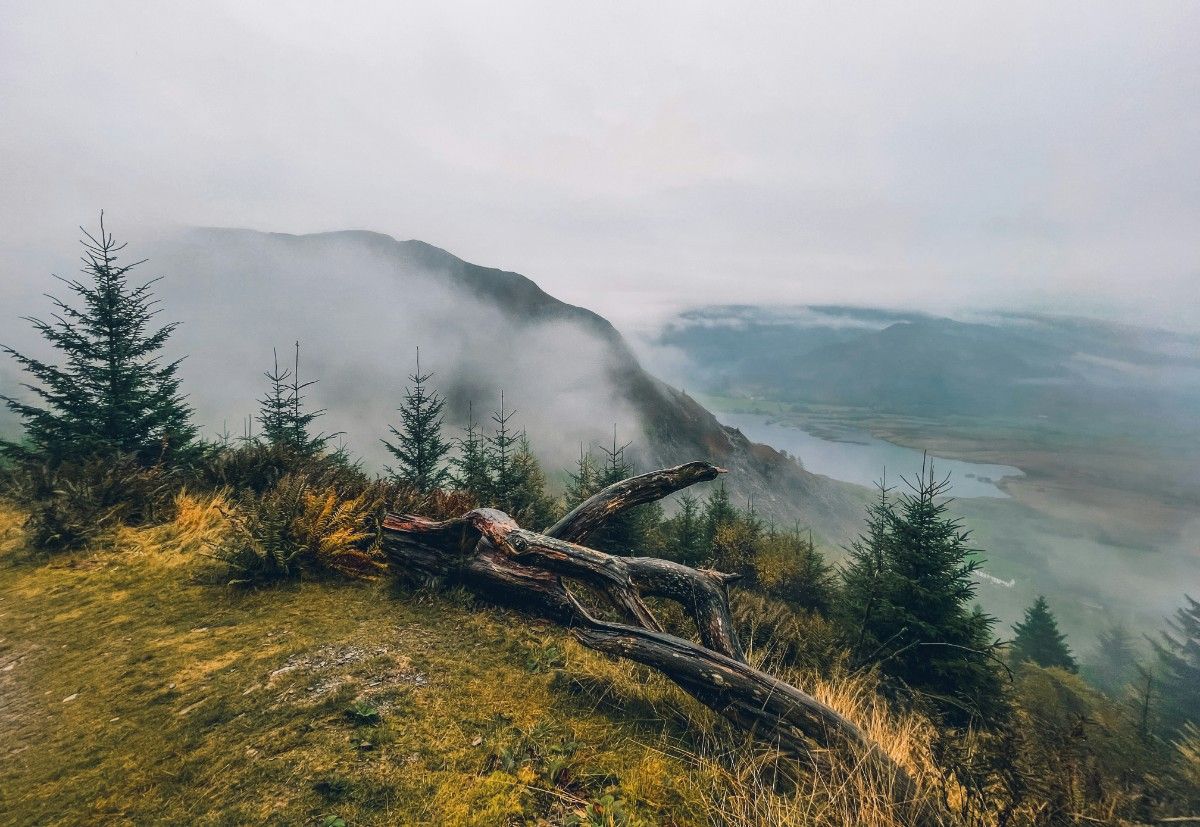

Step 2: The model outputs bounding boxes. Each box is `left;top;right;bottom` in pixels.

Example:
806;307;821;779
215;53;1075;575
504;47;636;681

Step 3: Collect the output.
717;412;1023;498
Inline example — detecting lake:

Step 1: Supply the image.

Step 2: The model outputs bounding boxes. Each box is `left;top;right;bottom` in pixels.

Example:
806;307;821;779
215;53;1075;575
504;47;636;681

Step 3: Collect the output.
716;413;1024;498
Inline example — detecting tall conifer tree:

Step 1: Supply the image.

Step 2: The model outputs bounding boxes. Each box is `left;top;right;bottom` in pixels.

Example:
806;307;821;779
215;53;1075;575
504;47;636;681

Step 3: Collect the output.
1;215;198;465
382;349;451;492
451;401;491;502
842;460;1005;725
1010;595;1077;672
486;392;521;501
1150;594;1200;734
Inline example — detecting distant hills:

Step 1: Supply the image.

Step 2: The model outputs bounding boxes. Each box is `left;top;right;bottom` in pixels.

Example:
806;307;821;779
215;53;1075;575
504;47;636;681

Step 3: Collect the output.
654;305;1200;432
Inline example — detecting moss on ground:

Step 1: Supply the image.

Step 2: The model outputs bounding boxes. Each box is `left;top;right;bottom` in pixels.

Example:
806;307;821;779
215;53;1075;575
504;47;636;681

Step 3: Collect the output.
0;500;717;826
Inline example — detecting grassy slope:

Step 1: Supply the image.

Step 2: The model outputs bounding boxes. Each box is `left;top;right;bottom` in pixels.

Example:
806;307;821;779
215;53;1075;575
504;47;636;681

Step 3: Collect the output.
0;499;726;826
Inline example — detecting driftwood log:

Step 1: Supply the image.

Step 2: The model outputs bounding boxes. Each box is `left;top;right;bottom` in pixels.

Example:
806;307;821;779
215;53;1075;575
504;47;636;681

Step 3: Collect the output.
380;461;919;801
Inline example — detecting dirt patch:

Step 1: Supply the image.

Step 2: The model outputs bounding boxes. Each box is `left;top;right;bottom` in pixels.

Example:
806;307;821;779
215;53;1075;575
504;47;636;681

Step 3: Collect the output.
263;643;427;704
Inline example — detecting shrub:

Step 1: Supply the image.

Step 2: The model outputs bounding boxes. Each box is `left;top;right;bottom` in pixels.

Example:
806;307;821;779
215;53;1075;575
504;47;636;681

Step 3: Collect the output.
214;473;382;584
730;591;845;674
3;454;176;552
753;532;837;615
193;441;365;497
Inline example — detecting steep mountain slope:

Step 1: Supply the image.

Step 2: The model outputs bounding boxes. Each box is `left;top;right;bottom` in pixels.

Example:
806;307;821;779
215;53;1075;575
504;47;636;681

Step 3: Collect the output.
108;229;867;540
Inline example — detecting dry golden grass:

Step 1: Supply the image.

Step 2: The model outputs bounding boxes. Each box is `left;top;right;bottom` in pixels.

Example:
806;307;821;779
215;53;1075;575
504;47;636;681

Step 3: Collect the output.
0;499;988;826
110;489;233;563
679;664;955;827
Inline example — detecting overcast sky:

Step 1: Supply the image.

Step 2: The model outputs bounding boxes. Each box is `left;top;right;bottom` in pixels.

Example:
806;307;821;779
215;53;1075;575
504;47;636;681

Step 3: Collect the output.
2;1;1197;330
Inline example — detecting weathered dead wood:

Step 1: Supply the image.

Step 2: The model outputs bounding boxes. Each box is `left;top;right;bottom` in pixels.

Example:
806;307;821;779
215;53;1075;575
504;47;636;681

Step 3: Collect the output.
379;462;936;819
546;460;724;543
622;556;745;660
382;506;874;755
545;461;745;660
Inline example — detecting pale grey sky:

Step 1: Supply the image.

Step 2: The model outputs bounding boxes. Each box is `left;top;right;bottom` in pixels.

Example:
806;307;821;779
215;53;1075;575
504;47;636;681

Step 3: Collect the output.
2;1;1197;329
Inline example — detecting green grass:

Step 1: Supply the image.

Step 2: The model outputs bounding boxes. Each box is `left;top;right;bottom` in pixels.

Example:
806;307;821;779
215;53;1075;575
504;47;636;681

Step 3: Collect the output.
0;500;717;826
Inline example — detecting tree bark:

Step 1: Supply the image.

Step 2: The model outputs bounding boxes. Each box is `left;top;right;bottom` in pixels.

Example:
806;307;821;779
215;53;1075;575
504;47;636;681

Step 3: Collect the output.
379;461;924;811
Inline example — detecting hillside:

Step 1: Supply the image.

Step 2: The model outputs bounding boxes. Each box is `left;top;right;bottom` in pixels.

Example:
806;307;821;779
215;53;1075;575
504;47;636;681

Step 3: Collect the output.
124;230;866;542
0;499;930;827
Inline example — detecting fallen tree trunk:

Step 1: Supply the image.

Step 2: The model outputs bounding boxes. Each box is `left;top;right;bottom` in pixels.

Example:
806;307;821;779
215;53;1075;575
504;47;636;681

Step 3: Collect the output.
380;461;924;810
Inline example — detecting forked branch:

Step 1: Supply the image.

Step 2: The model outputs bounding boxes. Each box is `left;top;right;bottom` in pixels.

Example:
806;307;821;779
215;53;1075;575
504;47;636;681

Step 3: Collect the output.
380;461;917;800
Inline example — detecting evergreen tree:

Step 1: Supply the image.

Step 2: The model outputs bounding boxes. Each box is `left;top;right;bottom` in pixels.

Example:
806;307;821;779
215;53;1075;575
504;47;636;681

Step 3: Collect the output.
382;349;451;492
1;215;198;465
1085;623;1139;696
257;349;294;448
843;460;1005;726
702;482;738;547
257;342;337;455
587;428;663;555
486;392;521;504
1149;594;1200;734
451;401;492;502
761;527;836;614
1010;595;1077;672
597;426;633;486
840;479;893;650
564;444;601;507
666;492;704;565
506;432;558;529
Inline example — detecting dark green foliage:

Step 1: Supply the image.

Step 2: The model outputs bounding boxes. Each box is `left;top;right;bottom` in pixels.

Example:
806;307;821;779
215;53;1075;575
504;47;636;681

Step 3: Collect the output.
583;430;664;557
381;351;451;493
1150;594;1200;735
701;482;738;548
451;402;491;501
486;393;521;503
756;527;837;615
564;444;601;507
4;454;176;552
1084;623;1139;697
504;433;560;530
1;216;199;466
840;480;892;650
839;462;1005;726
1010;595;1077;672
663;492;703;565
257;342;338;456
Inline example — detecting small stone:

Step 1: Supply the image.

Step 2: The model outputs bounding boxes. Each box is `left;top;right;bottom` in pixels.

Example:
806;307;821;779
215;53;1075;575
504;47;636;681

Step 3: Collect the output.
471;736;483;747
62;693;78;703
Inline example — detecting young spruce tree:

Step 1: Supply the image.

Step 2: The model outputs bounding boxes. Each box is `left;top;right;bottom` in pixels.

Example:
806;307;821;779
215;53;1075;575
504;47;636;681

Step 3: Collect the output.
486;392;522;505
666;492;704;565
564;444;601;507
1009;595;1077;672
451;401;492;502
507;431;558;529
843;460;1005;726
382;350;451;492
257;342;337;456
1149;594;1200;735
1;215;198;466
